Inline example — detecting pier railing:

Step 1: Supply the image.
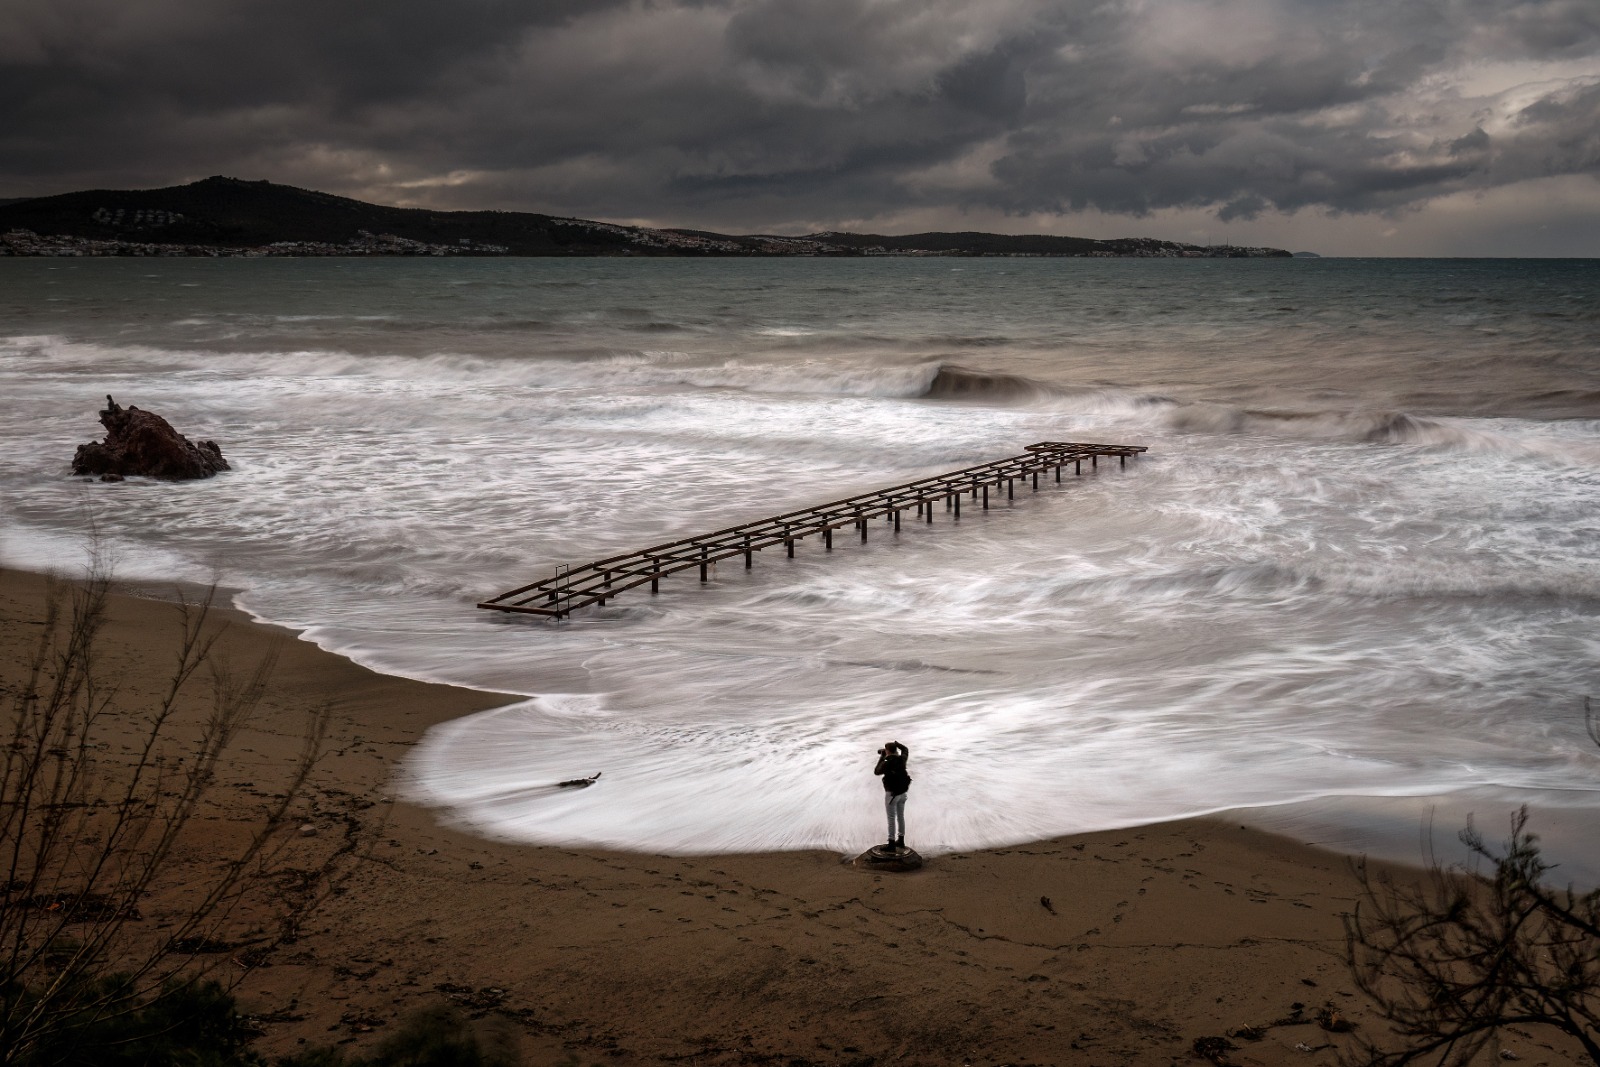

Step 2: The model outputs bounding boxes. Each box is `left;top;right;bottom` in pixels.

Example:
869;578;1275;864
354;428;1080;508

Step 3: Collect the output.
479;441;1147;619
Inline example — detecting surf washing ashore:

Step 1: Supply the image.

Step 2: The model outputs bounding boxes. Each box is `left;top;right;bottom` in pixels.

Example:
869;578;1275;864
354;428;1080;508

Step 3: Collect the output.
1;256;1597;883
0;564;1555;1064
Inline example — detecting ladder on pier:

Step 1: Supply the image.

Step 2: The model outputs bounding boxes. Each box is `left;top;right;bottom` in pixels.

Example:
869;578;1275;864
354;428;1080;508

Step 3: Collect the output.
478;441;1147;619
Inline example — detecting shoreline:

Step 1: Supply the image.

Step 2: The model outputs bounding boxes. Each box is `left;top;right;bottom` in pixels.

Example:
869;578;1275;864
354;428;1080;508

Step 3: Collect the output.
0;562;1572;1065
82;566;1600;883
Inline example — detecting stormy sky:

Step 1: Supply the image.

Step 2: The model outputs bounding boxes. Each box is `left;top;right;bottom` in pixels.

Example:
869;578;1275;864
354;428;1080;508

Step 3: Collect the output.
3;0;1598;254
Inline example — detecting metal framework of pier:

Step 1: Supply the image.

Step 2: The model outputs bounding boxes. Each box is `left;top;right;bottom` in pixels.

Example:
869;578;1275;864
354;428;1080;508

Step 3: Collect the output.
478;440;1148;619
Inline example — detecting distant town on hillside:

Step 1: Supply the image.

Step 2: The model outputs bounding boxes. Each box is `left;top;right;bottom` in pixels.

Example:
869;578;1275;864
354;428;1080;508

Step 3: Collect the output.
0;177;1293;259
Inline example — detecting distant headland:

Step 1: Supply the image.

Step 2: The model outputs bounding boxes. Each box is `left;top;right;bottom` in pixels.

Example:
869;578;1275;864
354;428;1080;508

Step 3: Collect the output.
0;176;1292;259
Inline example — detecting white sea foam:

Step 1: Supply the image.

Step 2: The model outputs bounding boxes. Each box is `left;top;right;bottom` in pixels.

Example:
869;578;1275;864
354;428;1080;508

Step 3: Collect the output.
2;258;1596;859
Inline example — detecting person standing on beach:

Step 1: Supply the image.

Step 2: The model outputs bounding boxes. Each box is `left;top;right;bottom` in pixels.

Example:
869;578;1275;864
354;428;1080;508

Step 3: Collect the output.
874;740;911;850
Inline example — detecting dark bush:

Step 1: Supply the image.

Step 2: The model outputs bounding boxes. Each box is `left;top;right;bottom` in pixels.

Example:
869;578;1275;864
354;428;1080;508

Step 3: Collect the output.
276;1005;516;1067
11;976;261;1067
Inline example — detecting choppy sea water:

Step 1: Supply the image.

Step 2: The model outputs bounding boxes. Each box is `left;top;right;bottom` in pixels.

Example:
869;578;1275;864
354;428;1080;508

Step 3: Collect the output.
1;257;1596;875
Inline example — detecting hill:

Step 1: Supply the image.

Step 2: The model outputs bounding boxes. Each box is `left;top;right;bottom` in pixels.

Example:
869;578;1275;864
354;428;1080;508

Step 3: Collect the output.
0;177;1291;258
0;177;616;255
801;229;1285;257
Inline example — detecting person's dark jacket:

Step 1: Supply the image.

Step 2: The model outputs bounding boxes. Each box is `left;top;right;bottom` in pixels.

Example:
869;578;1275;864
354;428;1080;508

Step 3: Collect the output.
874;745;911;794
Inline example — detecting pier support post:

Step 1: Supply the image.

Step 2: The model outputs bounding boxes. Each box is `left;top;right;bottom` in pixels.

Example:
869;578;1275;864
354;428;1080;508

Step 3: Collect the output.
1093;454;1098;469
1120;453;1126;468
745;536;753;568
699;546;708;582
787;538;794;558
894;509;900;532
1056;463;1061;482
954;493;961;518
859;513;867;542
1075;460;1081;475
1008;478;1014;500
1033;471;1039;491
982;485;989;509
825;528;832;551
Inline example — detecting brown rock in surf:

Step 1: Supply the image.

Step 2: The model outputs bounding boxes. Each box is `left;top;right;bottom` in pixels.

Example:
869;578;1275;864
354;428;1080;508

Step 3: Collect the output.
71;395;229;480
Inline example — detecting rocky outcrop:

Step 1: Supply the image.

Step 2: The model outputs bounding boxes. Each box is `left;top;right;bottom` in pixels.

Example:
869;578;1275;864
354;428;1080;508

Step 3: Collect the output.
71;395;229;480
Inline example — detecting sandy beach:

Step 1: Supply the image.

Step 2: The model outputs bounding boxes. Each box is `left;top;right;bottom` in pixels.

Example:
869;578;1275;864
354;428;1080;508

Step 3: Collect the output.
0;564;1581;1066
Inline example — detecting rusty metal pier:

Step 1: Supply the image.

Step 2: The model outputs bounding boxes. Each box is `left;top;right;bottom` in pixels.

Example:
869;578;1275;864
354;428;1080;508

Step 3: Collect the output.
478;441;1147;619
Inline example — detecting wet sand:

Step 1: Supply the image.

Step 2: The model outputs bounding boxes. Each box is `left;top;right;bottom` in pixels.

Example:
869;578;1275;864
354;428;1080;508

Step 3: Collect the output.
1;565;1577;1066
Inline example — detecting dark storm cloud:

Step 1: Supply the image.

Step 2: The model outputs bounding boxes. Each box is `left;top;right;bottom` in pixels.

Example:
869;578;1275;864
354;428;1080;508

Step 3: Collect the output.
1;0;1596;230
0;0;622;182
968;0;1600;222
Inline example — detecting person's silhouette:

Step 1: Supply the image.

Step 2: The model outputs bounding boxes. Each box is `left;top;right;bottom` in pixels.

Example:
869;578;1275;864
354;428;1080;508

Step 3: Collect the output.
874;740;911;850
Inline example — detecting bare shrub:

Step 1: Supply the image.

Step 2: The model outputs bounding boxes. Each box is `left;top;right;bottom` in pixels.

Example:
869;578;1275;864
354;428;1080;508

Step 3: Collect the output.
1344;699;1600;1066
0;559;329;1065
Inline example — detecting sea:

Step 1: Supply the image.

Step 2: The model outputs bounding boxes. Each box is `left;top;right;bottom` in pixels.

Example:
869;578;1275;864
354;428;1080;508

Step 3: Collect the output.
2;256;1596;877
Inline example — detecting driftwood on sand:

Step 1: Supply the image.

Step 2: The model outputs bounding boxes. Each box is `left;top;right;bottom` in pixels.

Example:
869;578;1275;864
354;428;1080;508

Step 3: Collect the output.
558;772;602;788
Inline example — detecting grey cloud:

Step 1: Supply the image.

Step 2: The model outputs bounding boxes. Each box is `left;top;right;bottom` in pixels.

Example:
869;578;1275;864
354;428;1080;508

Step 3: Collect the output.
936;45;1029;120
0;0;1596;236
1476;0;1600;58
1450;128;1491;157
0;0;628;187
2;0;585;116
969;0;1600;222
1498;81;1600;179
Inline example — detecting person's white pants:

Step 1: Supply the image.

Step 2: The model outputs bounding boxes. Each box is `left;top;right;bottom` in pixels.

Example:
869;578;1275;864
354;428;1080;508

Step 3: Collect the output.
884;791;907;844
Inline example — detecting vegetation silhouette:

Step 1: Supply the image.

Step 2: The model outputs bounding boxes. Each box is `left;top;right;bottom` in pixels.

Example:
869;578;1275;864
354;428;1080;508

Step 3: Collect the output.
1344;698;1600;1065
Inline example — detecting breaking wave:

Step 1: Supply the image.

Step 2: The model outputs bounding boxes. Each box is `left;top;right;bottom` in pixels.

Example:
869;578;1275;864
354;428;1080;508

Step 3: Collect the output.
1163;402;1600;464
6;336;1594;470
4;256;1599;864
920;364;1064;404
